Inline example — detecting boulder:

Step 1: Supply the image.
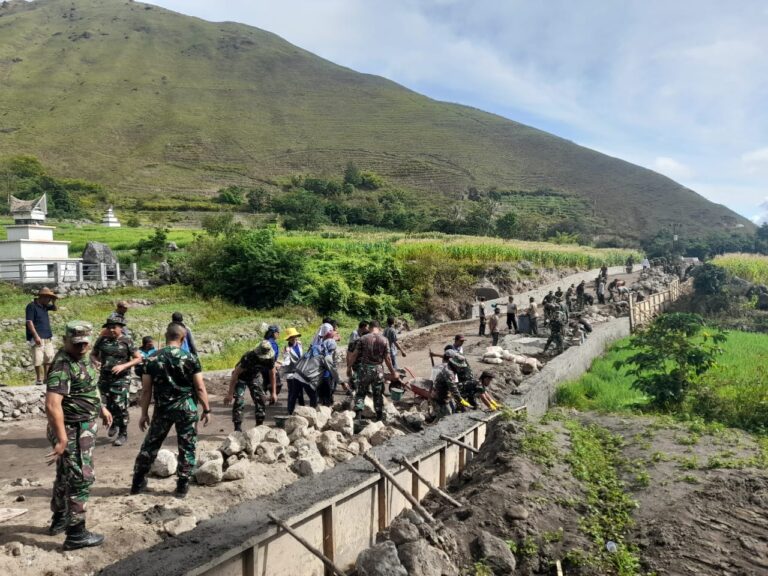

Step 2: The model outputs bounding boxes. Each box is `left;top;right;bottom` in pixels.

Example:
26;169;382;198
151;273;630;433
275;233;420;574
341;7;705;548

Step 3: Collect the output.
356;540;407;576
370;427;404;447
398;539;459;576
150;449;177;478
292;406;321;428
362;396;378;419
219;432;245;456
316;405;333;430
317;430;343;457
504;505;529;522
357;437;372;454
403;412;425;431
293;438;320;458
82;241;118;266
381;400;400;424
291;453;326;477
255;443;286;464
472;531;517;575
389;516;420;545
244;426;271;455
223;460;249;481
164;515;197;537
328;410;355;436
197;450;224;467
358;420;385;439
194;460;223;486
284;415;310;436
263;428;290;447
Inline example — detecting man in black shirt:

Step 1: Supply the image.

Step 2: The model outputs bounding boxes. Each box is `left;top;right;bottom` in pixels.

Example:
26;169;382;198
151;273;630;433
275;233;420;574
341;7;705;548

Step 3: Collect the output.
26;287;58;385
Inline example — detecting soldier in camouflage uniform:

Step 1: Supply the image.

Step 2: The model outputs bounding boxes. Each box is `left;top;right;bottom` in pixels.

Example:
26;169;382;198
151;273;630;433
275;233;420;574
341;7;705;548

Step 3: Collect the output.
225;340;277;431
131;323;211;498
543;303;566;355
432;350;469;418
346;320;397;421
91;317;142;446
45;321;112;550
455;364;500;411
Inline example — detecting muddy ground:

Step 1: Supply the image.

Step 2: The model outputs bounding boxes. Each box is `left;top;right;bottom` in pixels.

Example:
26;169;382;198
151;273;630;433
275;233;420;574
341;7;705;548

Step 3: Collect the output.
403;411;768;576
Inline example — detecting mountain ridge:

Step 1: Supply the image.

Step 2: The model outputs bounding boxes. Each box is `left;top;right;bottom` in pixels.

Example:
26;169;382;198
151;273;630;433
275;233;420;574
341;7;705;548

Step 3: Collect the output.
0;0;752;240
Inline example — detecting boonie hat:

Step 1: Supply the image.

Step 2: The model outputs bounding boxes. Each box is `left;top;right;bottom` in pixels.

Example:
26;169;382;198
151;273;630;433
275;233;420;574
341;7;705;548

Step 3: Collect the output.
103;316;127;328
255;340;275;360
65;321;93;344
284;327;301;340
37;287;58;299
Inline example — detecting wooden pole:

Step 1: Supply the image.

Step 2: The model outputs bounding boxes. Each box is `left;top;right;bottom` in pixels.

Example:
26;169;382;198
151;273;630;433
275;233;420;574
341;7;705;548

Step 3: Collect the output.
361;453;435;523
439;434;480;454
267;513;347;576
395;458;462;508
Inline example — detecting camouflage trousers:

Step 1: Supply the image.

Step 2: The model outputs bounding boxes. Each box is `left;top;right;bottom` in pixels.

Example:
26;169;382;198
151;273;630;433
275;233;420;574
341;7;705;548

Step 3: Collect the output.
48;419;97;526
134;408;198;480
354;365;384;418
459;379;486;408
544;328;564;354
233;379;266;425
100;379;130;430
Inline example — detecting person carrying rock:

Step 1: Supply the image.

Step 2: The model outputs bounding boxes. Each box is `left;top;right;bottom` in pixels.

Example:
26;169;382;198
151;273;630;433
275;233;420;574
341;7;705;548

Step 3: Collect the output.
225;340;277;430
543;303;566;355
506;296;518;333
45;321;113;550
433;350;470;418
347;320;397;421
131;323;211;498
90;317;142;447
26;286;59;386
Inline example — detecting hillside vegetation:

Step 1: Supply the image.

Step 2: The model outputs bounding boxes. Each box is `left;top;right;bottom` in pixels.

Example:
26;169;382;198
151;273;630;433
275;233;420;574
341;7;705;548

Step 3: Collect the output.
0;0;751;241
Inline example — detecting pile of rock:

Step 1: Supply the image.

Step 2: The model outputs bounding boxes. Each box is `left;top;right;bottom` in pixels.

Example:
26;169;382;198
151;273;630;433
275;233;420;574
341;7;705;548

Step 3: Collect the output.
188;406;406;486
482;347;541;375
631;267;678;294
0;386;45;421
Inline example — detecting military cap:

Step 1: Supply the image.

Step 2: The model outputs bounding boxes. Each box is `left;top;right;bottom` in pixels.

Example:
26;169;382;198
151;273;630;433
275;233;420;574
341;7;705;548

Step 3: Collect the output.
255;340;275;360
103;316;127;328
65;321;93;344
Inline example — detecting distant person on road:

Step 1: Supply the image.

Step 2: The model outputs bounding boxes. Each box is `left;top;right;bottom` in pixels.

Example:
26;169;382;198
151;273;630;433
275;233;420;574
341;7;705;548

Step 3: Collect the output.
225;340;277;431
506;296;518;333
45;321;112;550
478;297;487;336
90;317;142;447
642;257;650;270
429;334;466;364
131;322;211;499
171;312;198;356
489;307;501;346
527;297;539;335
26;287;59;386
383;317;407;371
600;264;609;280
597;279;606;305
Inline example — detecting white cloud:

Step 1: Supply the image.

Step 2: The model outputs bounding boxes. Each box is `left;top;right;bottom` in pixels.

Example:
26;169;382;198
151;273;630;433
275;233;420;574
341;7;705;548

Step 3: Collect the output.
742;147;768;174
653;157;694;180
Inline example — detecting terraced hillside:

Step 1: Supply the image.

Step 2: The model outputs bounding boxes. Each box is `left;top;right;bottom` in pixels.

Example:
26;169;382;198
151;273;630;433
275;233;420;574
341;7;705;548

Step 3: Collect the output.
0;0;752;240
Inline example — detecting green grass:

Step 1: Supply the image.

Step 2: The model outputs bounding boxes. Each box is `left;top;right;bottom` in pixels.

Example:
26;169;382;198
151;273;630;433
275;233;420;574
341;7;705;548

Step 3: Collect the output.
557;330;768;434
0;0;751;241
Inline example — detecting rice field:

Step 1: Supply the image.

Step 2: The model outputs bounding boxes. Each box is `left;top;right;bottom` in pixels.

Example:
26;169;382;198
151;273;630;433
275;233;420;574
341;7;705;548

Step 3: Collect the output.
713;253;768;285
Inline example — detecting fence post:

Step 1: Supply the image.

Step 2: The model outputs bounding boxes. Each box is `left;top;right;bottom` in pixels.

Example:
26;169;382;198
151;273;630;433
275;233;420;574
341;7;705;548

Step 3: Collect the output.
77;262;84;283
628;292;635;332
131;263;138;282
99;263;107;284
18;263;24;284
115;262;121;282
53;263;61;286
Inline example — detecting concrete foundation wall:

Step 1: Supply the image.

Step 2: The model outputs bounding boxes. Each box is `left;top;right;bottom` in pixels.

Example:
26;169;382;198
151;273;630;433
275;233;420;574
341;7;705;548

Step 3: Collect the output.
102;316;632;576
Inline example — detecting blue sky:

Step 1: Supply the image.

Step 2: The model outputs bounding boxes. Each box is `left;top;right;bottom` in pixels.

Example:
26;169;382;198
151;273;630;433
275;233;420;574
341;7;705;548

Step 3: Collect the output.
149;0;768;222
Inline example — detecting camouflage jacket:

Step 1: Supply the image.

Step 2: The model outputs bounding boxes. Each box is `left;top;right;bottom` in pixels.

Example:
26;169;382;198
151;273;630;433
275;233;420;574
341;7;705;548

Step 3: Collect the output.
146;345;202;412
46;350;101;423
236;351;275;384
92;335;138;386
433;364;462;403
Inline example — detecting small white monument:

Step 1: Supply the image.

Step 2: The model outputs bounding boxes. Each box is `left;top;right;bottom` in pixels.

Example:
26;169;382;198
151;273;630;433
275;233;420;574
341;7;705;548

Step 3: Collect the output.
0;194;81;283
102;206;121;227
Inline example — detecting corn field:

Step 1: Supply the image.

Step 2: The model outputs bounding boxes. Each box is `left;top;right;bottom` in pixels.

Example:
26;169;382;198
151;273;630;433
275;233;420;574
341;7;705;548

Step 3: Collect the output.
714;253;768;285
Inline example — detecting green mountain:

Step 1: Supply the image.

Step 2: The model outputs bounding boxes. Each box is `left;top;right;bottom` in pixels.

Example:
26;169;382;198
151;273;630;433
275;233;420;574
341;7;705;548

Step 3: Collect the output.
0;0;752;240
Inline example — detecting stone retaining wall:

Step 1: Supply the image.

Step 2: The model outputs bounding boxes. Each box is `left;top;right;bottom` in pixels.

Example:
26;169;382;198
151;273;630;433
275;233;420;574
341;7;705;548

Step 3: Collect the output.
0;385;45;422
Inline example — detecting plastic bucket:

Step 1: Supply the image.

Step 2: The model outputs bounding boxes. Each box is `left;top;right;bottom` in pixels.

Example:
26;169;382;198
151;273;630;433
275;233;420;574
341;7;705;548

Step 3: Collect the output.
390;387;404;401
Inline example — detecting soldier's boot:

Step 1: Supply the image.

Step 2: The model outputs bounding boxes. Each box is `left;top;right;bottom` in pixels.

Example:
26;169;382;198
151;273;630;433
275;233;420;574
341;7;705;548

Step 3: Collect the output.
130;473;148;495
175;478;190;499
48;512;68;536
107;423;118;438
113;428;128;447
233;422;242;432
63;522;104;550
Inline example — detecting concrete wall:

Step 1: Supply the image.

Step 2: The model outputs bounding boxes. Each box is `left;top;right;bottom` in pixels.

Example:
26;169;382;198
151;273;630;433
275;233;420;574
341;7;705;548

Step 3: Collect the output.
101;316;632;576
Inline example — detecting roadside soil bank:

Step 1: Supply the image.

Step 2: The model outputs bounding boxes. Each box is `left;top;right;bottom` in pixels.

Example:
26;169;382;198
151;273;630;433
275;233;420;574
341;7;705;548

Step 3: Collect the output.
365;410;768;575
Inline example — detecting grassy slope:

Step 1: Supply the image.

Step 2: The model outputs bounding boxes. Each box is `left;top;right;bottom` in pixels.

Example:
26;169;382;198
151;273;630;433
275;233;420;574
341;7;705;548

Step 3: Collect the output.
0;0;751;240
557;331;768;432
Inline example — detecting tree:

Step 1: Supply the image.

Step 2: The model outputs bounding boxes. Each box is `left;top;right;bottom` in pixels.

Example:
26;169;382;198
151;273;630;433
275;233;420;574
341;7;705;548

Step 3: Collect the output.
692;263;728;296
246;187;270;212
271;189;327;230
201;212;242;237
619;313;726;409
135;227;169;259
495;211;518;239
216;186;244;205
343;161;362;187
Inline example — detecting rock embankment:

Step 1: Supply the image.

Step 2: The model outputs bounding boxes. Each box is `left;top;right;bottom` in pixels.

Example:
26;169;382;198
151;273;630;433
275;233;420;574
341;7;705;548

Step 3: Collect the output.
0;386;44;422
